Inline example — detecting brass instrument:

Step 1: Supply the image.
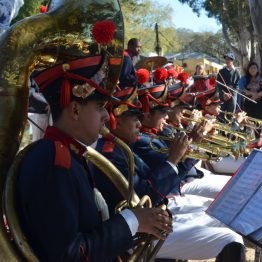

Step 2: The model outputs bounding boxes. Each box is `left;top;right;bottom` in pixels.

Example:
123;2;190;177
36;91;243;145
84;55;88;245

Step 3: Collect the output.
222;110;262;130
148;134;231;161
179;109;250;156
92;127;167;262
0;0;125;260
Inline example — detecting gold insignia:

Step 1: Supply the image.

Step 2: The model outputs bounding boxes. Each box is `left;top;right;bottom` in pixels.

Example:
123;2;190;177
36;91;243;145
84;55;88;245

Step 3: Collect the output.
72;83;95;99
69;144;80;155
62;63;70;72
113;104;129;116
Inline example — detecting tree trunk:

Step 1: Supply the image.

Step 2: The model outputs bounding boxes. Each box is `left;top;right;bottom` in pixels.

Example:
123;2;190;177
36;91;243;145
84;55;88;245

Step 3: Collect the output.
221;0;253;74
248;0;262;73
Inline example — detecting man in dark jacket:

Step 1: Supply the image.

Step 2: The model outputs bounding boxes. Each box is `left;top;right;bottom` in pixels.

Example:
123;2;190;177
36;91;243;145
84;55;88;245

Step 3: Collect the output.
217;52;241;119
16;56;172;262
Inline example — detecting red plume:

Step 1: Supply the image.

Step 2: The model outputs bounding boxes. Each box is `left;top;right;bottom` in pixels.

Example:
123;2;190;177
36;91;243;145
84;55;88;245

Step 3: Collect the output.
153;68;168;83
136;69;150;84
92;20;116;45
209;77;217;86
39;5;47;13
167;67;178;79
177;72;189;84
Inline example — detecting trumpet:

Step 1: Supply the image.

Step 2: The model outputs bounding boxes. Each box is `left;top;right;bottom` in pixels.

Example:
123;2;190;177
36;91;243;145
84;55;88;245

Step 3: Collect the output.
162;109;250;158
148;134;234;161
221;110;262;130
181;109;248;145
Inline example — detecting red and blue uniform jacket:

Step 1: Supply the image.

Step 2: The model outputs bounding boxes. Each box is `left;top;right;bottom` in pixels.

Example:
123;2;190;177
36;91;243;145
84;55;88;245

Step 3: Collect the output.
16;126;133;262
94;137;181;216
118;51;137;89
131;127;202;195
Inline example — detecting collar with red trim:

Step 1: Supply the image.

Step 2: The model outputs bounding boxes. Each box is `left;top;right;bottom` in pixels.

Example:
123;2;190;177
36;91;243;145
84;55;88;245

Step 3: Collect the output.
124;50;131;57
167;120;180;128
44;126;86;158
140;126;159;135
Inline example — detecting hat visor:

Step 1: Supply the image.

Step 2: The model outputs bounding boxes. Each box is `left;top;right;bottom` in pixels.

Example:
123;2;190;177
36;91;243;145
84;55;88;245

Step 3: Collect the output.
122;108;143;117
87;92;120;102
223;55;234;61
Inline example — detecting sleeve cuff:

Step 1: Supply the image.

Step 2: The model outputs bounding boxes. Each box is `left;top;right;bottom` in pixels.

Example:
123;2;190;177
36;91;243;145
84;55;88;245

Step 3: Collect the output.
120;209;139;236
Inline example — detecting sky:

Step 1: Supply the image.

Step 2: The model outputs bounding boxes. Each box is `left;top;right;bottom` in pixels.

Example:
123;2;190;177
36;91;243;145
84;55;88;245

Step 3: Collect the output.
158;0;221;33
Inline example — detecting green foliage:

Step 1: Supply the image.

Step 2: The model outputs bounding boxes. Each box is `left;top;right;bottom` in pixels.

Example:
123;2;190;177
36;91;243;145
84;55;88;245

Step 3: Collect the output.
11;0;43;25
178;0;252;40
12;0;225;59
120;0;180;55
176;29;228;63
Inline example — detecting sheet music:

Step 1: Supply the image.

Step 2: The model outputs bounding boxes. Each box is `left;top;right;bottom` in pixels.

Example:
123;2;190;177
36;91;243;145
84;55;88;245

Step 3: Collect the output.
250;227;262;243
207;149;262;246
230;184;262;235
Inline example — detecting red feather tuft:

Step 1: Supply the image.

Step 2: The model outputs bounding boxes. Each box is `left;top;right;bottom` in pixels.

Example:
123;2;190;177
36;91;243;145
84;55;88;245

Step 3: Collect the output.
154;68;168;83
167;67;178;78
39;5;47;13
177;72;189;84
209;77;217;86
136;69;150;84
92;20;116;45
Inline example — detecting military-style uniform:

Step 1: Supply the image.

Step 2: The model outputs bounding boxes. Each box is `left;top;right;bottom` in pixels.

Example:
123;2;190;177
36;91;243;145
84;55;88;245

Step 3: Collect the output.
131;126;244;260
94;135;183;215
131;127;200;195
16;126;133;261
118;51;137;89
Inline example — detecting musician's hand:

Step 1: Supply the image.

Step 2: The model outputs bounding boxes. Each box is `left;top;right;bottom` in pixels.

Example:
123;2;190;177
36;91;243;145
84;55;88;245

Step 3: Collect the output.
188;123;205;142
223;92;232;101
132;207;173;240
168;132;192;164
235;111;247;124
202;119;215;135
191;109;202;121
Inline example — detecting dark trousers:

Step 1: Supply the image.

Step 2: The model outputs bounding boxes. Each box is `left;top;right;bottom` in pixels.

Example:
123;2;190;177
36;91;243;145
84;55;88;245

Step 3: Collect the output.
215;242;246;262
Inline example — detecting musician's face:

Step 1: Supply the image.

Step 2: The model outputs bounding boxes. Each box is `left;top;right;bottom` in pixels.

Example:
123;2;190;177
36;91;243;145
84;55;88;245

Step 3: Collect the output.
168;106;184;124
205;104;221;116
196;65;204;75
64;99;109;146
142;109;168;131
129;41;142;56
114;114;141;143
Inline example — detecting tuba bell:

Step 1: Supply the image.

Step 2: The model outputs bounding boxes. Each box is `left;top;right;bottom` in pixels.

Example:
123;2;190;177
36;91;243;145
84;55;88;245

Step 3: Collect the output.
0;0;124;260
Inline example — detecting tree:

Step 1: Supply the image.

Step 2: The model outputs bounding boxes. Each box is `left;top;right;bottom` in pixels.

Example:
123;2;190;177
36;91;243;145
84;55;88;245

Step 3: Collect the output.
120;0;180;55
178;0;256;72
248;0;262;70
176;30;228;63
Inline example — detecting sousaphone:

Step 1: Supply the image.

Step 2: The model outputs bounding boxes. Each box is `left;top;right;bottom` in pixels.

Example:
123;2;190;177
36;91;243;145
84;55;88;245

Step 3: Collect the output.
0;0;124;260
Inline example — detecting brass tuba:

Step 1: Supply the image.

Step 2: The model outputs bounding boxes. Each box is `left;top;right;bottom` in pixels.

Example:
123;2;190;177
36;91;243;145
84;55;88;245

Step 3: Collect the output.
0;0;124;260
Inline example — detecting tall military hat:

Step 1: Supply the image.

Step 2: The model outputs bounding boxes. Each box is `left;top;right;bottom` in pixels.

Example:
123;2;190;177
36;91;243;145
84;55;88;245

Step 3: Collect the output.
138;84;169;112
33;18;124;108
107;87;142;129
198;92;222;110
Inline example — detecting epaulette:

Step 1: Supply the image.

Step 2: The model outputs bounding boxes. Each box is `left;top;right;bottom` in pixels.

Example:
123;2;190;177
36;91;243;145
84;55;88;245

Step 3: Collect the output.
54;141;71;169
102;140;116;153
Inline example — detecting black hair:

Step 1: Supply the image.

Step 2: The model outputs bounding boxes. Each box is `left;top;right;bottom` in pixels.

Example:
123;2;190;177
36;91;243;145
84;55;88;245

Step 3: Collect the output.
245;61;259;86
127;38;140;48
